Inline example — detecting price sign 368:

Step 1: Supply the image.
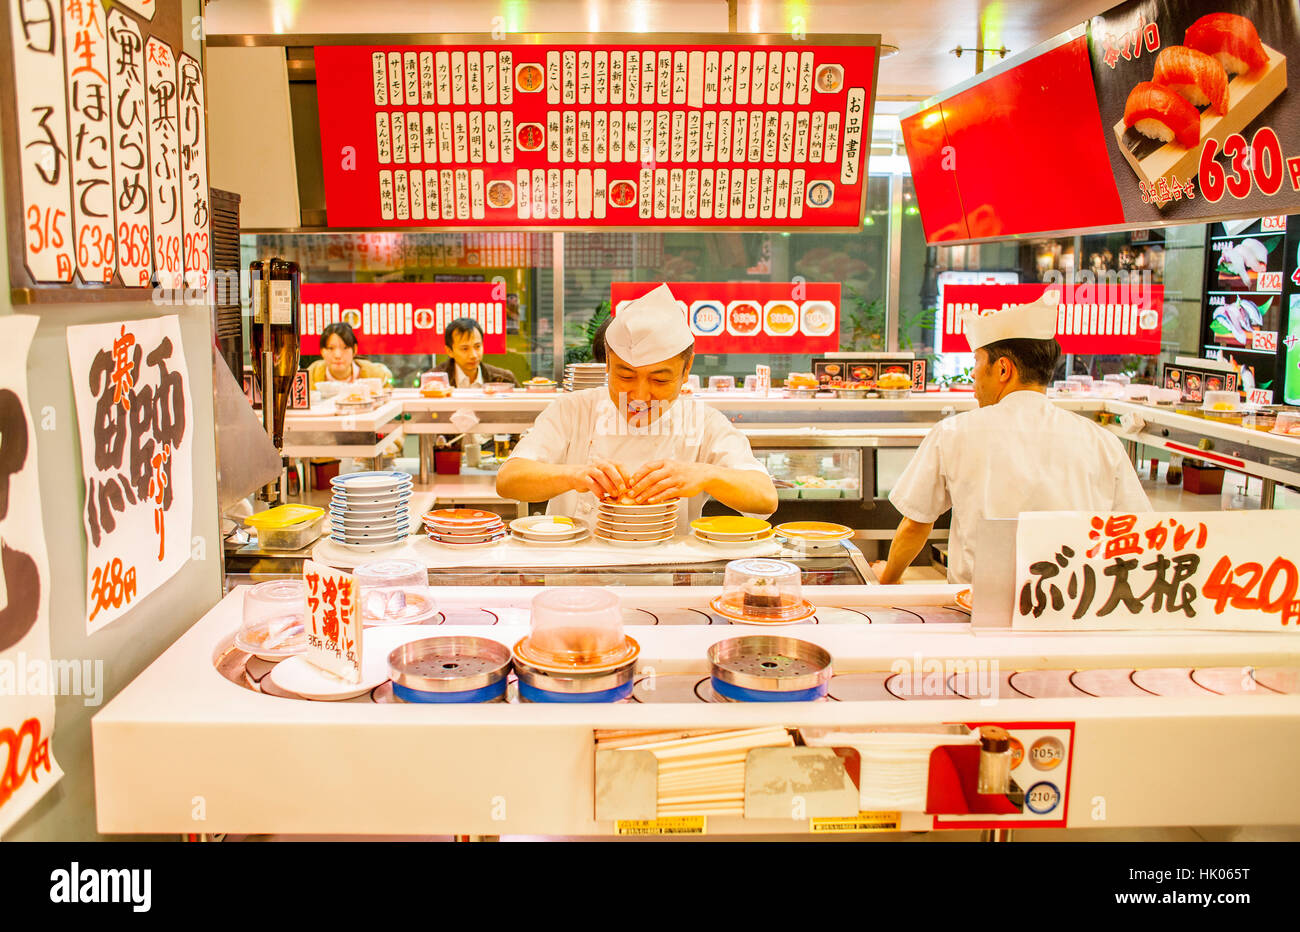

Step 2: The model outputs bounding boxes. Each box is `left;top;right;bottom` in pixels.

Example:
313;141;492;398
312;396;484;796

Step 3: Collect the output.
88;557;139;622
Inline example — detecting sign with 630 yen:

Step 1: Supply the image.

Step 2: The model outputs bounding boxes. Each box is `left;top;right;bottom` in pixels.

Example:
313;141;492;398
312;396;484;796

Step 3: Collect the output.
1014;510;1300;631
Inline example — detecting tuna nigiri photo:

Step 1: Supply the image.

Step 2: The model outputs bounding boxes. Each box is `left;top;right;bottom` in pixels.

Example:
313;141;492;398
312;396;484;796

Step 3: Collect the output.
1185;12;1269;77
1123;81;1201;148
1152;45;1229;114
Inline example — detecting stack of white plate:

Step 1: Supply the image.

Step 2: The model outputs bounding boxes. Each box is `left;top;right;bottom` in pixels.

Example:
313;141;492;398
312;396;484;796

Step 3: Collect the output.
564;362;607;391
510;515;591;546
594;498;680;547
328;471;412;546
690;516;774;548
422;508;507;547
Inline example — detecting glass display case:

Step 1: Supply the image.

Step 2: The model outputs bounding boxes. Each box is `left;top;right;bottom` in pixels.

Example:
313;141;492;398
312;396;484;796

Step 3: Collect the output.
756;448;864;501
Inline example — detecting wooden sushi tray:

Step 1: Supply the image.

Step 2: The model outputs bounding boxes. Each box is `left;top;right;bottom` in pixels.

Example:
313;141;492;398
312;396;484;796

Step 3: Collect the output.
1113;44;1287;207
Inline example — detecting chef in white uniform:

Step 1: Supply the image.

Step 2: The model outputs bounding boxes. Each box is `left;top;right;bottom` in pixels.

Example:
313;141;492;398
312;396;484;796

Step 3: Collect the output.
876;291;1151;585
496;284;777;528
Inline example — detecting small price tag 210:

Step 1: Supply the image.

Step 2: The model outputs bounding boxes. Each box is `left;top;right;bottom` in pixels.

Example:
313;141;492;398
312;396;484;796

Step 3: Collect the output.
302;559;363;683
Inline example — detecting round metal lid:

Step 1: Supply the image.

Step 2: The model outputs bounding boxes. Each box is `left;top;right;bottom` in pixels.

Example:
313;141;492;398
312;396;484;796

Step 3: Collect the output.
388;637;512;693
708;636;832;692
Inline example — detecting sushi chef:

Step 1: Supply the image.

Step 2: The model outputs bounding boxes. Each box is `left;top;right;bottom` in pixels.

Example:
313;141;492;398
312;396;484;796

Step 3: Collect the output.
873;291;1151;585
497;284;777;526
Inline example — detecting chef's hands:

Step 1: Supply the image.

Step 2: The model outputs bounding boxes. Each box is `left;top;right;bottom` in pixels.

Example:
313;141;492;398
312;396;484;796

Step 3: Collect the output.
568;458;632;498
627;459;716;503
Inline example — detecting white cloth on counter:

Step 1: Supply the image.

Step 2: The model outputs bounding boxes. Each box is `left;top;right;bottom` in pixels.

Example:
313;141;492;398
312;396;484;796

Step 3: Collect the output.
507;388;771;530
889;390;1151;585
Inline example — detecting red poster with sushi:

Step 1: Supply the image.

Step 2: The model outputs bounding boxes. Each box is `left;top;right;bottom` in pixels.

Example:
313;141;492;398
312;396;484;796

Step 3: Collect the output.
610;282;840;354
1090;0;1300;223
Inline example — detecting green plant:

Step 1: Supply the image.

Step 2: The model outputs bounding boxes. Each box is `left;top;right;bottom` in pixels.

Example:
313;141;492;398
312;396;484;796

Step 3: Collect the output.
564;300;612;366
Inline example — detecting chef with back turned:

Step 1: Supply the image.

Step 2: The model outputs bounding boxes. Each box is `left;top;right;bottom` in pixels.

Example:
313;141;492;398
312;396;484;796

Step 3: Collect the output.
874;291;1151;585
496;284;777;529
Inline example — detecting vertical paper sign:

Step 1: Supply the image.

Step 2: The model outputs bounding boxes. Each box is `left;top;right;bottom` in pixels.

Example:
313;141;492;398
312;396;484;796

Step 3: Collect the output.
1014;510;1300;631
145;36;181;288
302;560;363;684
177;52;211;291
63;0;117;284
0;316;64;838
9;0;76;282
107;10;151;287
67;316;194;634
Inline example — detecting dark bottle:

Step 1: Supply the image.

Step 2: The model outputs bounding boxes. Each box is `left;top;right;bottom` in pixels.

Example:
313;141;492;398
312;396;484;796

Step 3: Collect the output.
248;256;301;451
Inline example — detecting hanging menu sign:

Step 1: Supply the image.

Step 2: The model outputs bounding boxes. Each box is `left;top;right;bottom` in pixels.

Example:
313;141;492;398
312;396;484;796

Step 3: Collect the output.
315;35;880;230
610;281;840;354
299;281;507;355
0;0;211;301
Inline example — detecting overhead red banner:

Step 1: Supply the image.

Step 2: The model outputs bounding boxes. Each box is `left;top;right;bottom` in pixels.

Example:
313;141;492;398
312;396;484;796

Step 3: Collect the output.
611;281;840;354
298;282;506;355
941;283;1164;354
315;37;878;230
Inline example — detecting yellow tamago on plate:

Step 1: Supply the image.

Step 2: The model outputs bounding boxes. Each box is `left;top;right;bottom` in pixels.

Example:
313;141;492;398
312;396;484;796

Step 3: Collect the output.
691;516;771;537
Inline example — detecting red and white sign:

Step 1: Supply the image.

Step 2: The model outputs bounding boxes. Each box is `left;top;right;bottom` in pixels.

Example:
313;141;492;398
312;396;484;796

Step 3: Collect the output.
302;560;363;684
611;281;840;354
299;282;506;355
315;39;877;230
942;283;1163;354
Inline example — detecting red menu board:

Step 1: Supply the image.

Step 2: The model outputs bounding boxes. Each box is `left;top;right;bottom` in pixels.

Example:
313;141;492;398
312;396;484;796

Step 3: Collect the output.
942;283;1164;354
299;282;506;355
611;281;840;354
315;37;878;230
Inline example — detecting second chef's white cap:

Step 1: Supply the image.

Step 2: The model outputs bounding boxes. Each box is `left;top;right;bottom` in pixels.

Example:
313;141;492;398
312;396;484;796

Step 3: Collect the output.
606;283;695;367
962;290;1060;350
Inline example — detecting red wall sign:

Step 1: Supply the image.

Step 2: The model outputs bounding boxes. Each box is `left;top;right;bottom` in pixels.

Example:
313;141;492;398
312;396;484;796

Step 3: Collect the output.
315;38;877;230
611;281;840;354
942;283;1164;354
299;282;506;355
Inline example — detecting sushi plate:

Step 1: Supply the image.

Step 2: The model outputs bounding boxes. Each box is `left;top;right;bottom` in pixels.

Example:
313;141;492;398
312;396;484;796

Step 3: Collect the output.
510;529;592;546
690;530;774;548
424;534;508;549
509;515;587;538
593;532;675;548
266;653;390;701
330;470;412;487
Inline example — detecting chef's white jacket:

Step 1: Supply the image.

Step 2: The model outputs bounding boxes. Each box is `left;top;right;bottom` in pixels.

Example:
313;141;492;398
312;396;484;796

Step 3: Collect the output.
507;388;771;530
889;390;1151;584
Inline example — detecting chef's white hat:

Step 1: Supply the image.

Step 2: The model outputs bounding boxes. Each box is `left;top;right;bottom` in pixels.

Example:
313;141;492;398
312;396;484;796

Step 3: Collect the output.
606;283;694;366
962;290;1060;350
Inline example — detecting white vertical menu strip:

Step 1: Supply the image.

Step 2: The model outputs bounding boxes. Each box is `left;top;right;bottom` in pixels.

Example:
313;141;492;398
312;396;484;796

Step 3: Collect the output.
624;110;638;163
410;169;425;220
790;169;805;219
778;112;794;162
639;168;653;219
688;50;705;108
669;168;683;218
548;169;562;219
671;111;685;162
762;111;778;162
760;169;775;218
405;303;413;334
471;170;485;219
824;111;841;161
715;168;729;217
610;110;624;162
578;51;592;104
498;51;513;106
547;110;562;163
561;168;576;218
657;51;672;103
547;51;561;105
841;88;866;184
782;51;798;105
404;52;419;104
177;53;210;290
775;168;791;218
702;112;717;162
455;168;470;218
376;113;392;163
700;169;715;218
422;113;438;163
440;170;455;220
625;50;639;105
451;51;467;105
594;111;607;162
731;112;746;163
469;113;484;162
500;111;513;162
391;112;407;163
642;113;656;166
721;51;736;104
594;51;608;104
687;112;701;162
425;169;440;219
609;51;624;104
563;110;577;163
453;112;469;162
653;168;669;218
729;170;745;218
798;51;815;105
483;51;497;105
577;169;592;219
438;112;454;162
407;112;422;163
388;52;402;104
641;51;656;104
435;51;451;106
419;52;435;104
594;168;607;219
794;112;810;162
767;51;783;104
810;111;825;163
532;168;546;219
747;111;763;162
684;169;698;219
562;50;577;104
379;170;395;219
373;52;389;105
749;51;764;105
146;37;182;288
485;112;499;163
704;51;719;105
672;50;687;104
717;112;732;164
467;52;482;105
744;169;760;219
655;111;670;163
516;169;530;219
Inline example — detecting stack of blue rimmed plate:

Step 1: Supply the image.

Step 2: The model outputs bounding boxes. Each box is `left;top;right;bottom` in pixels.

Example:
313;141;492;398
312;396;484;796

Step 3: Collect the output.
328;471;412;547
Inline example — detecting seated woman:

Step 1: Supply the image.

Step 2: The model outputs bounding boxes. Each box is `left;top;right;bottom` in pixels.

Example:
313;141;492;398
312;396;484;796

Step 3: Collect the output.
307;322;393;388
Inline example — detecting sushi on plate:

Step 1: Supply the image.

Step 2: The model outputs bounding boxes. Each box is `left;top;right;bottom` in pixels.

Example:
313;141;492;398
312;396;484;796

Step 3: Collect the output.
1152;45;1229;114
1123;81;1201;148
1185;12;1269;77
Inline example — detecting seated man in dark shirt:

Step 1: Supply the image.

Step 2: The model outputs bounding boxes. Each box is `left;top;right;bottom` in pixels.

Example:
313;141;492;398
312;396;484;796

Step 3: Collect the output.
437;317;518;387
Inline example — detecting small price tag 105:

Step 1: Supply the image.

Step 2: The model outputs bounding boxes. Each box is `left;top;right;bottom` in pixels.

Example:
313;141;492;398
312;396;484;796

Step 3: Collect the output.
302;559;363;683
614;816;706;836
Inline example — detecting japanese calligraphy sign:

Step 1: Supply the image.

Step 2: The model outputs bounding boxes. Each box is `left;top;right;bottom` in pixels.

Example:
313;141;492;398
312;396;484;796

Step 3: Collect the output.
610;281;840;354
1014;510;1300;631
315;35;879;230
0;0;210;299
66;315;193;634
299;281;506;355
302;560;363;683
0;316;64;837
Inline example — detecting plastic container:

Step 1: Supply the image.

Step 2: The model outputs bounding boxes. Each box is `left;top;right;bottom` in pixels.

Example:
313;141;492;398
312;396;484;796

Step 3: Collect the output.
1123;384;1153;403
243;504;325;550
1272;411;1300;436
710;558;814;624
1242;408;1277;432
684;374;702;393
420;371;451;390
1065;374;1093;388
1050;380;1081;397
1202;390;1242;413
1174;401;1204;418
1103;373;1132;387
743;375;759;392
708;375;736;392
483;381;514;395
354;559;437;626
1150;387;1181;405
237;579;308;659
516;587;635;669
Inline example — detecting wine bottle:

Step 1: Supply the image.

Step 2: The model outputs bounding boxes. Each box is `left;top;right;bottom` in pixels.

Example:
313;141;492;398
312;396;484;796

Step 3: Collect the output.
248;256;301;450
